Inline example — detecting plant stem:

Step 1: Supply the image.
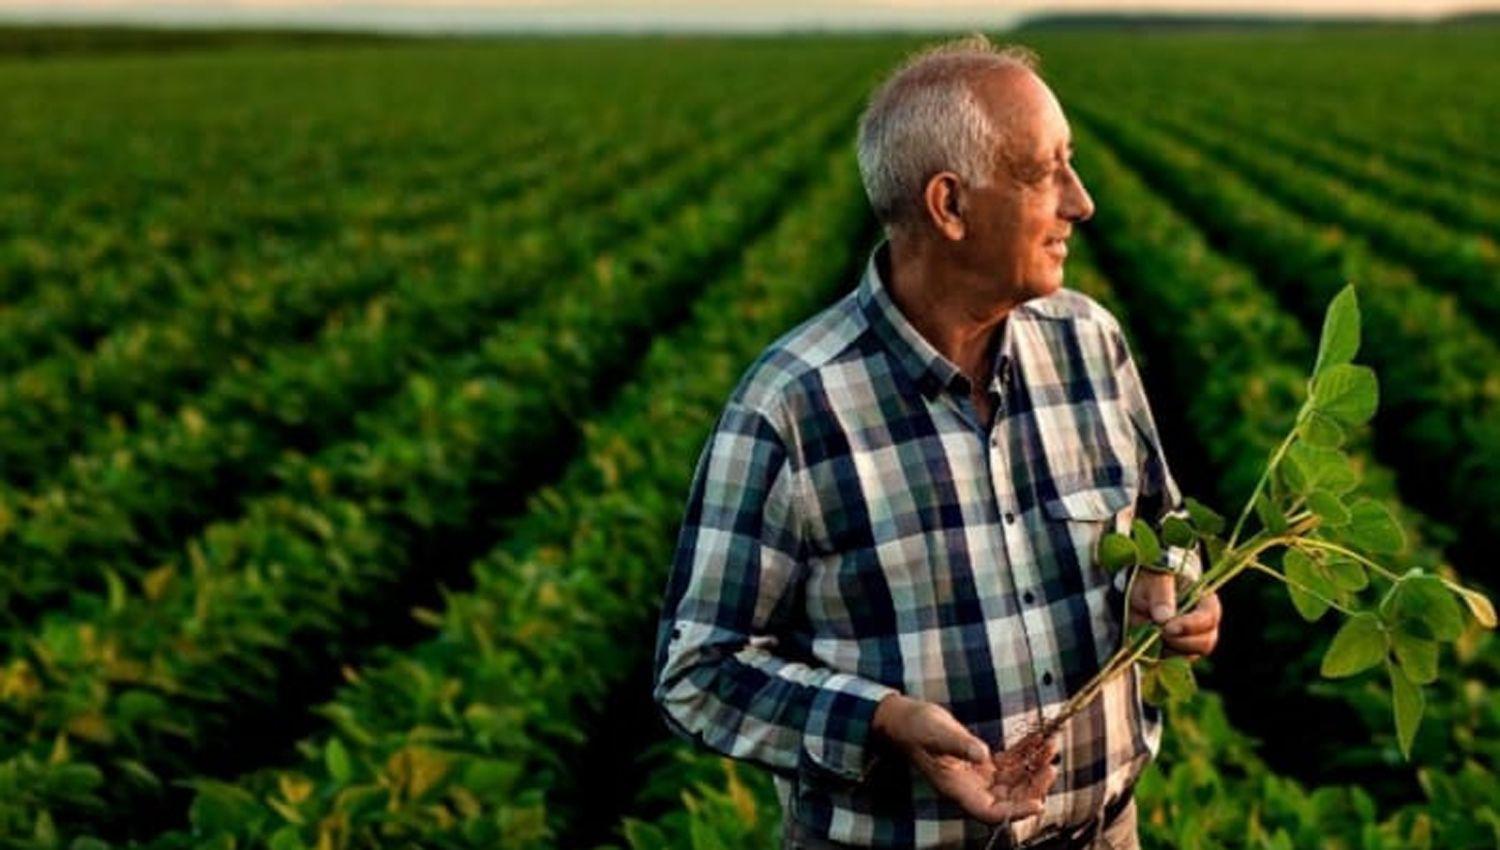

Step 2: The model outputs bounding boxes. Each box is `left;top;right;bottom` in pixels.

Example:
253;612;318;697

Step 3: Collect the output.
1046;519;1326;731
1244;559;1359;617
1292;537;1402;582
1227;424;1301;550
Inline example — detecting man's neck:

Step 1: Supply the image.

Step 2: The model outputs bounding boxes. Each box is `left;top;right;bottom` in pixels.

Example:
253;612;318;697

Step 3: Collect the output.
886;239;1016;391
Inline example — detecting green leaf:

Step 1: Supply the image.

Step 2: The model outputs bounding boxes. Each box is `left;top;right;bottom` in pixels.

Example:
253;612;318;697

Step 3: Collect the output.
103;567;127;615
1184;497;1225;536
1097;533;1138;573
1255;492;1288;535
268;828;307;850
1161;515;1195;548
1282;443;1358;496
34;811;56;846
325;738;353;785
1131;520;1162;569
1300;412;1345;449
111;758;162;792
1157;656;1197;703
1306;490;1351;526
1314;285;1360;377
1321;613;1387;678
1343;499;1405;555
1327;555;1368;592
1284;549;1332;622
623;820;670;850
187;780;261;833
1388;574;1465;642
1310;364;1379;427
1139;663;1166;707
1203;536;1227;569
1388;659;1424;761
1391;631;1439;685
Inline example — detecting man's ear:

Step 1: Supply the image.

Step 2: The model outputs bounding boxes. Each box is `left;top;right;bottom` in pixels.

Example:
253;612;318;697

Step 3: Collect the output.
922;172;966;242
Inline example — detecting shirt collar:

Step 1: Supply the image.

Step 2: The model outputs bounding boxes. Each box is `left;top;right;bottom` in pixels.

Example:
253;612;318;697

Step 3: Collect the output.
856;240;1015;401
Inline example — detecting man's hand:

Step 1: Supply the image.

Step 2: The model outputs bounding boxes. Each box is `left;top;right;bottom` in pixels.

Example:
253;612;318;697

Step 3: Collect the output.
1128;569;1222;661
872;694;1058;823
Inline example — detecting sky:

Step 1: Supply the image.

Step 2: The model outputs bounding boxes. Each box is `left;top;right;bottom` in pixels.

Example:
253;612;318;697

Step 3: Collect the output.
0;0;1488;32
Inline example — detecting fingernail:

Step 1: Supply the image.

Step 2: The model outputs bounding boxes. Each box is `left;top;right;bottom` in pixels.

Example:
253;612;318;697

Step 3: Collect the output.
969;744;988;763
1165;622;1182;636
1152;604;1173;623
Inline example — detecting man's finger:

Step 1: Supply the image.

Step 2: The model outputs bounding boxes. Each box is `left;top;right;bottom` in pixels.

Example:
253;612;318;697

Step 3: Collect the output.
1163;630;1217;657
1129;570;1176;625
983;797;1045;824
1163;593;1221;638
921;717;991;765
945;779;1007;823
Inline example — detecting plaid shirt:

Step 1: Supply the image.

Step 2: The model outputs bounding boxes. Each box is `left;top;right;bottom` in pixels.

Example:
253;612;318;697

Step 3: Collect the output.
653;241;1200;848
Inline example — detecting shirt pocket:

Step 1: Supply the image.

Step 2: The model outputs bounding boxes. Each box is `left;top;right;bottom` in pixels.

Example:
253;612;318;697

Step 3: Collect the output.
1041;479;1136;611
1037;391;1139;538
1032;395;1140;512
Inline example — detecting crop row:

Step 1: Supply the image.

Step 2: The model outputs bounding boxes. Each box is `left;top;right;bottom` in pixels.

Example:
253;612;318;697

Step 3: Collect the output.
0;75;823;493
0;112;614;488
0;76;843;635
1033;36;1500;201
126;137;870;850
0;40;873;384
0;39;811;308
1132;97;1500;341
0;92;857;844
1065;96;1500;597
1158;93;1500;238
0;104;605;377
1112;33;1500;177
1244;102;1500;202
0;58;625;345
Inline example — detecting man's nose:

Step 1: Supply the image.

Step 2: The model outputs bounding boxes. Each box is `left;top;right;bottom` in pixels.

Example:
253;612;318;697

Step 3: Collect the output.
1061;170;1095;223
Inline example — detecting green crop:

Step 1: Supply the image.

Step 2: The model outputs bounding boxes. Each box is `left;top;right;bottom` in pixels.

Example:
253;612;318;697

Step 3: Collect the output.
1077;286;1495;760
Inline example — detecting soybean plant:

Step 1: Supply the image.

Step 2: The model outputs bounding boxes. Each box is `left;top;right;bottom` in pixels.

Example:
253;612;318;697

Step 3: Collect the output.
1052;285;1495;760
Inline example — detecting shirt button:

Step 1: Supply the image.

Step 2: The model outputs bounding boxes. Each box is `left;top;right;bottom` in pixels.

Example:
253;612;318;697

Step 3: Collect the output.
1023;591;1035;605
1004;512;1016;524
1042;671;1054;686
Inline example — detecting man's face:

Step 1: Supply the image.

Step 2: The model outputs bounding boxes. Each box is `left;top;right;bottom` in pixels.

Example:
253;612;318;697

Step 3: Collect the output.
959;69;1095;302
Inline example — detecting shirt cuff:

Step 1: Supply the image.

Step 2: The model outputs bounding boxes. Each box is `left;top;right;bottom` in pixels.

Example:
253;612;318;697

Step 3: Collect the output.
799;673;900;786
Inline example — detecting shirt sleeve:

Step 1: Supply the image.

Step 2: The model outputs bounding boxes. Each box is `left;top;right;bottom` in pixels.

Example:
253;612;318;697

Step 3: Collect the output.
1108;323;1205;589
652;400;898;787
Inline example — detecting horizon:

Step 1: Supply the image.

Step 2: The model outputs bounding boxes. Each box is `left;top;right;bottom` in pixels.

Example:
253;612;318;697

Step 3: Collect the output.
0;1;1493;33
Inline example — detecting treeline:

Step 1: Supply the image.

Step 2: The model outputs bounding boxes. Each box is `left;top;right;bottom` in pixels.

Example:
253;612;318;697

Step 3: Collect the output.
0;25;408;58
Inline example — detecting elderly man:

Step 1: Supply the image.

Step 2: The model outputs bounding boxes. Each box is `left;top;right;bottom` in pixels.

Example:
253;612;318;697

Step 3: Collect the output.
652;36;1221;850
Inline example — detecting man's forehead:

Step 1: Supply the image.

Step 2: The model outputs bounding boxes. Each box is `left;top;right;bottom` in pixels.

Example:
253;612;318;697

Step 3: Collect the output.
971;68;1070;155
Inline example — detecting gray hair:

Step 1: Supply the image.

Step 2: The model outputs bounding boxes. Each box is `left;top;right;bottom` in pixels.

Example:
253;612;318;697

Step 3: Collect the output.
856;35;1040;233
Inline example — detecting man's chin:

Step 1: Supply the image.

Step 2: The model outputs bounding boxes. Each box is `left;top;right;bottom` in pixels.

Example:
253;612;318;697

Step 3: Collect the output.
1030;271;1066;298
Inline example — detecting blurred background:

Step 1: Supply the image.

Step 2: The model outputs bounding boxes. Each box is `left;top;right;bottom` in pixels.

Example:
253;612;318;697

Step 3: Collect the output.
0;2;1496;848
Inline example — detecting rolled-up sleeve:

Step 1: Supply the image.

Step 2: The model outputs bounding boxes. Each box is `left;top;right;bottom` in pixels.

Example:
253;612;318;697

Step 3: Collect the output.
652;401;898;786
1109;323;1204;587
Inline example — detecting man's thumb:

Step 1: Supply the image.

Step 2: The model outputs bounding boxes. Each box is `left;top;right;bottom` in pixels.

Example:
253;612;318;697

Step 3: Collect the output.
1146;572;1176;624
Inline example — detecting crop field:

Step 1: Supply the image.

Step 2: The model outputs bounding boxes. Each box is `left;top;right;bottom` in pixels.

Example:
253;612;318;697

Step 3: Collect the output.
0;21;1496;850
